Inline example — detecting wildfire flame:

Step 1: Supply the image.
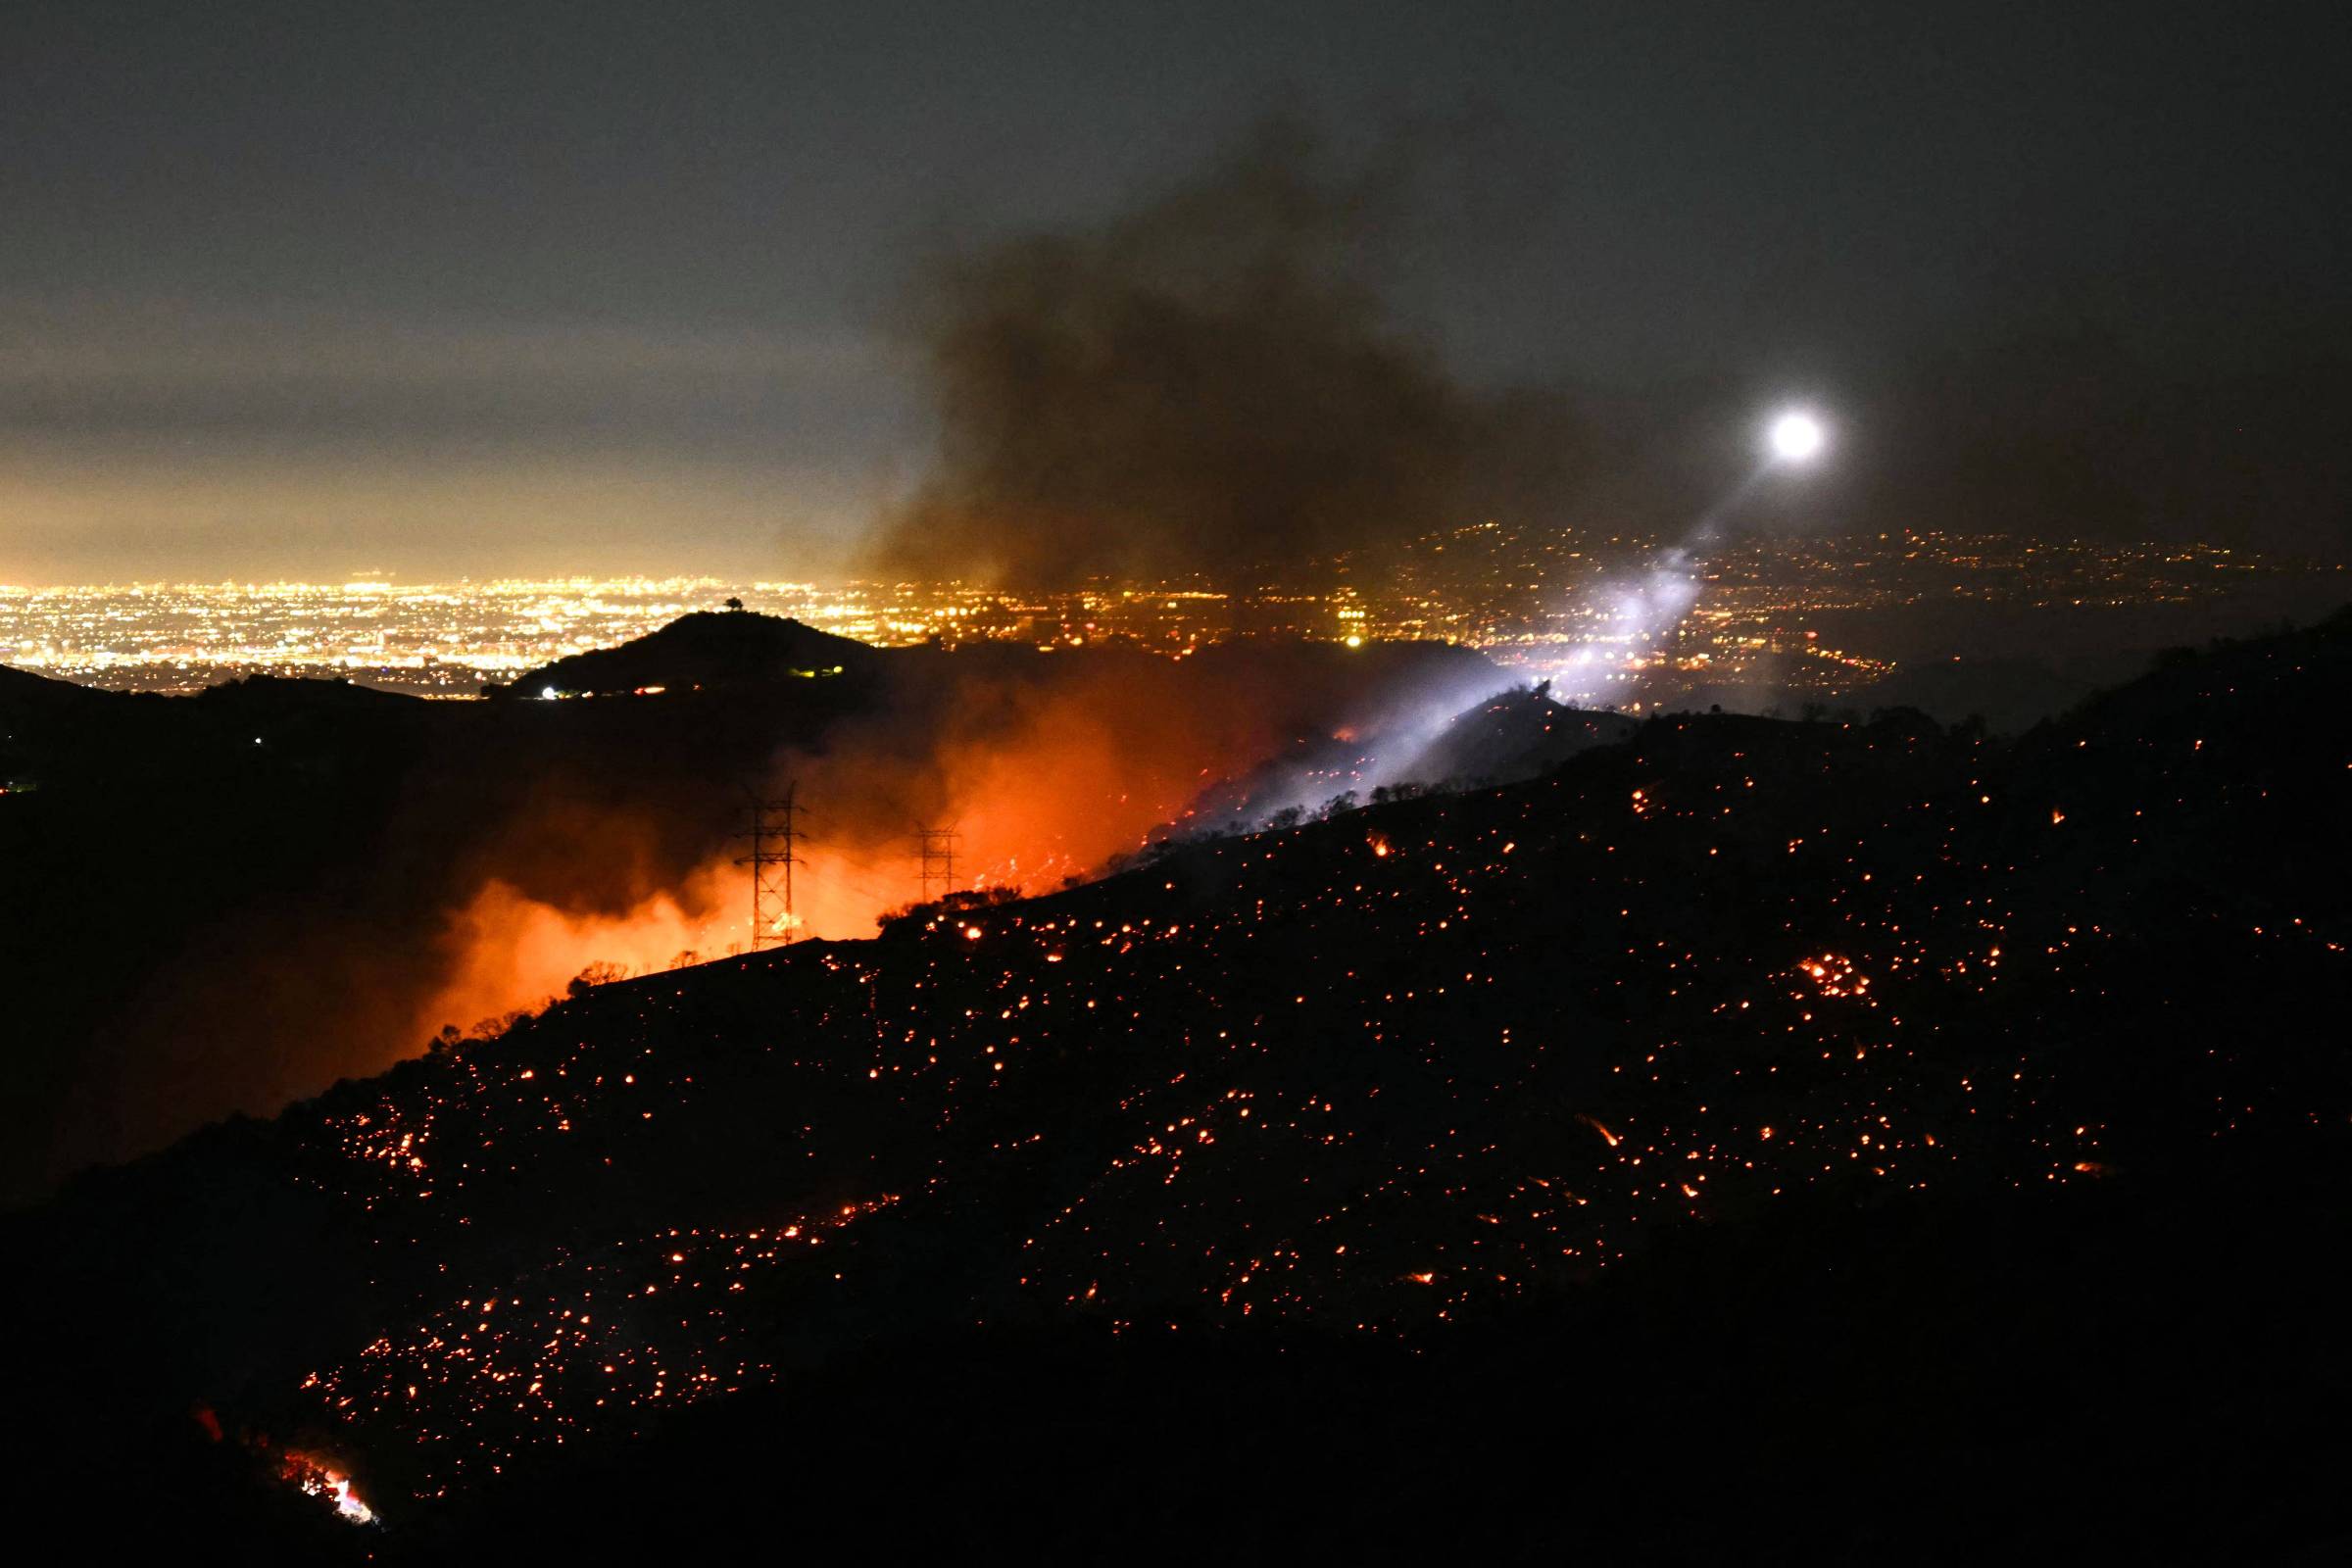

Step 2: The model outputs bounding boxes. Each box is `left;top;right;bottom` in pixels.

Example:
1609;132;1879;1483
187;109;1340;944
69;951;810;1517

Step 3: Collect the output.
405;650;1502;1073
282;1450;375;1524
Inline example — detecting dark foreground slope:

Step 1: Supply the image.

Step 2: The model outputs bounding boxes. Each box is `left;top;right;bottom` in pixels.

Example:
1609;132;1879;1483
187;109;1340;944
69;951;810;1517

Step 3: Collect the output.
9;612;2352;1561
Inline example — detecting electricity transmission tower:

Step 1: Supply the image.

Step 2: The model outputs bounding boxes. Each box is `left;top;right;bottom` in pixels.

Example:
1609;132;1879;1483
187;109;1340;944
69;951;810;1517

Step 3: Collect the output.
914;824;961;905
738;784;805;949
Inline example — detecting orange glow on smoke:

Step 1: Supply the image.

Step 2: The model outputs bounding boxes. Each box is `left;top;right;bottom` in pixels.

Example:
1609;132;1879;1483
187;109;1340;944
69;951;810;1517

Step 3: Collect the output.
407;652;1454;1053
413;866;735;1042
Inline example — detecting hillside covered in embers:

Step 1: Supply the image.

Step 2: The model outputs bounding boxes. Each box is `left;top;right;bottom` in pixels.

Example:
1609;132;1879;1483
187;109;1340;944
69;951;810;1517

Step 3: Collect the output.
10;611;2351;1561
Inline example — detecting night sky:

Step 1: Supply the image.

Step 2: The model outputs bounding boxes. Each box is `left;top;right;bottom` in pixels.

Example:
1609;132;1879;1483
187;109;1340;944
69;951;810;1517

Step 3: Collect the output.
4;0;2345;581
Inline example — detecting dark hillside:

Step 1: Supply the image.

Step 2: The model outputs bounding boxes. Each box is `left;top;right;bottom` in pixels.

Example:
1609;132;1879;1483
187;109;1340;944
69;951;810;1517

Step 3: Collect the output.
0;665;862;1201
1407;680;1640;783
496;610;882;698
9;612;2347;1558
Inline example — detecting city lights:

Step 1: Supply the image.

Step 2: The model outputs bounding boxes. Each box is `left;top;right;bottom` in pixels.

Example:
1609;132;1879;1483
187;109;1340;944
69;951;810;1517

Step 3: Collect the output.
2;528;2328;710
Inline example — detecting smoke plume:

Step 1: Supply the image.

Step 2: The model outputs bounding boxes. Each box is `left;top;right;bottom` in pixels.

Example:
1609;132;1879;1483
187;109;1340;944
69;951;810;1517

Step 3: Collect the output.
870;116;1574;586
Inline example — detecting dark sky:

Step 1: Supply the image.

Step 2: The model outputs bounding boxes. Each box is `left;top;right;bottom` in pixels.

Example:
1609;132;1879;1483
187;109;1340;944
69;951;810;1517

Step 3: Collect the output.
3;0;2344;581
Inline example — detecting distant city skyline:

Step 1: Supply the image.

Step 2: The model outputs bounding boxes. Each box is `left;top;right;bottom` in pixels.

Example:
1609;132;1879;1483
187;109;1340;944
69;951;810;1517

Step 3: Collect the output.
10;528;2338;746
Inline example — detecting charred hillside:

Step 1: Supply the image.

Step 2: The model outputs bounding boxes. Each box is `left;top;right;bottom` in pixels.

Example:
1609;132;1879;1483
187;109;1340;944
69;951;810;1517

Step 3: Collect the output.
10;610;2350;1559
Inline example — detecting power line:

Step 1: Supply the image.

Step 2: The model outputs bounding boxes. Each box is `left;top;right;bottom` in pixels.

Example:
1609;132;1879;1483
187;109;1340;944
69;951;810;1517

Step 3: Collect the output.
737;783;806;949
913;824;961;905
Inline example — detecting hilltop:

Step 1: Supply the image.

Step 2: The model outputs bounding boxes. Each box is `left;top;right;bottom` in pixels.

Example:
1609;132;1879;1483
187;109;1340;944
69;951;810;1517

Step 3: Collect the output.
11;608;2349;1559
495;609;882;698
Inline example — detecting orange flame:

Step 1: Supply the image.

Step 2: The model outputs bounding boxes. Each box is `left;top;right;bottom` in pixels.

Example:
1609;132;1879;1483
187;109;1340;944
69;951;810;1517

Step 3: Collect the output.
280;1450;375;1524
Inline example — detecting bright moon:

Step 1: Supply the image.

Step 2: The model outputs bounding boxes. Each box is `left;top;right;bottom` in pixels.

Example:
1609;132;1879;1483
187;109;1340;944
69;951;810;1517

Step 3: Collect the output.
1771;412;1825;462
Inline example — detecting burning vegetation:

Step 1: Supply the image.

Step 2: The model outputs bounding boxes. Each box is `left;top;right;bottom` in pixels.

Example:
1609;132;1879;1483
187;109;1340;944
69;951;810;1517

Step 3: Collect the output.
279;1451;375;1525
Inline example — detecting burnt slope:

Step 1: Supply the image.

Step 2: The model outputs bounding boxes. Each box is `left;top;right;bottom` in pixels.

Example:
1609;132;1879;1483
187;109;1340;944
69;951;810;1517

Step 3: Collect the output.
10;611;2350;1557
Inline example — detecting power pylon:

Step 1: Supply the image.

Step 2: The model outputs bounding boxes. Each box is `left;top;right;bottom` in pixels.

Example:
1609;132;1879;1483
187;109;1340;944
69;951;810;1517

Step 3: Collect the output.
738;784;805;949
914;824;960;905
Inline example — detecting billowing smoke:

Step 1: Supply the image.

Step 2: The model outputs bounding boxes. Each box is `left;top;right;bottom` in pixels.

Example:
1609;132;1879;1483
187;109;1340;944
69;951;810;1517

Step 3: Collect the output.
423;641;1510;999
8;635;1518;1201
869;116;1578;587
388;642;1523;1131
738;641;1510;930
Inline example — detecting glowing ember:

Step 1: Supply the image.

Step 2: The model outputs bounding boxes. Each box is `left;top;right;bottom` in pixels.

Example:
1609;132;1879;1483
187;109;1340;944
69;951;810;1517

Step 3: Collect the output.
1794;953;1872;1000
